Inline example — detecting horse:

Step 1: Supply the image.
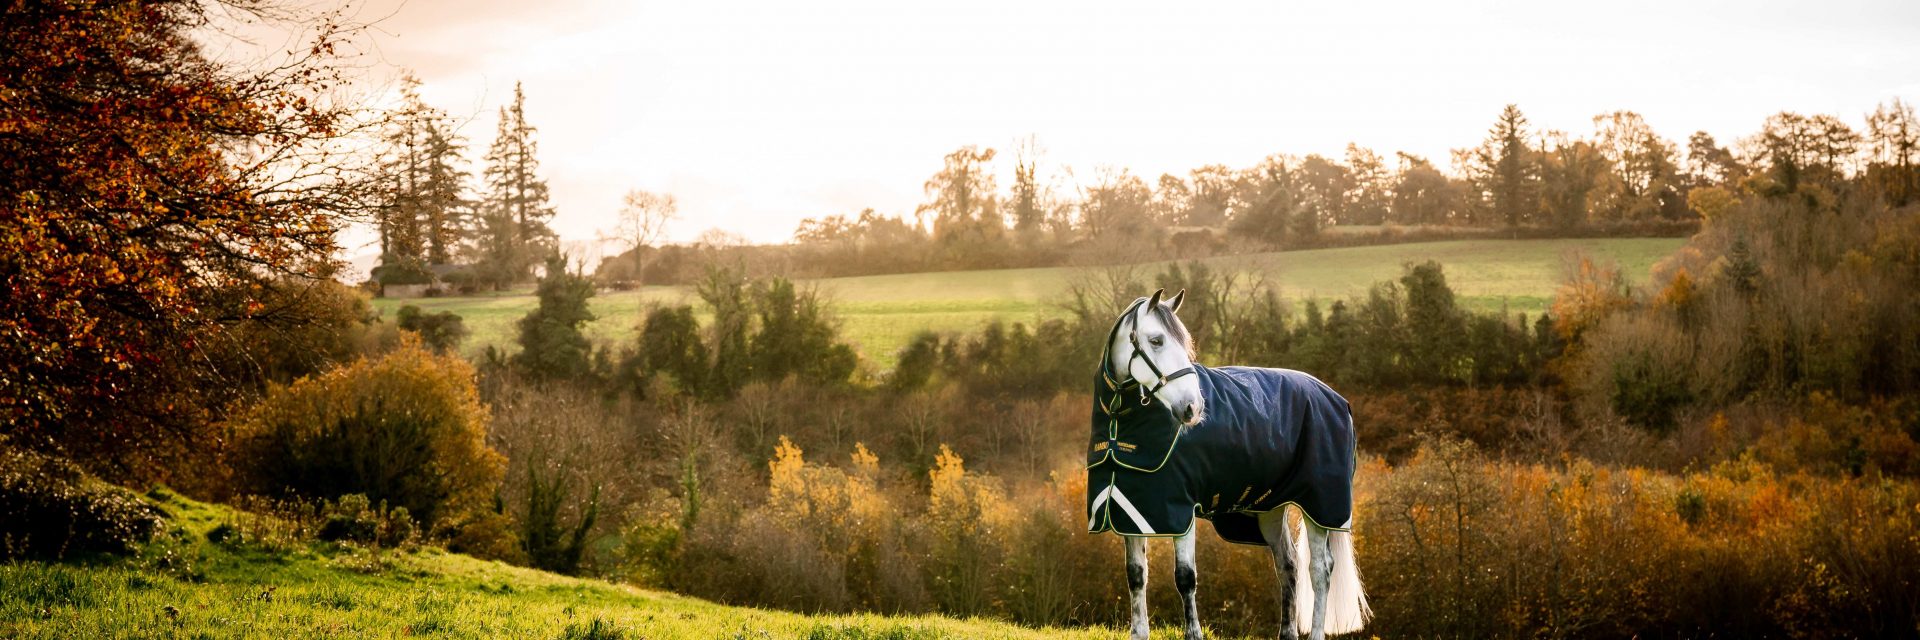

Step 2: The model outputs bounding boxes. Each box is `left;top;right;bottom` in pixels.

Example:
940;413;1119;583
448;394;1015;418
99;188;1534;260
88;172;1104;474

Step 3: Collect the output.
1086;289;1369;640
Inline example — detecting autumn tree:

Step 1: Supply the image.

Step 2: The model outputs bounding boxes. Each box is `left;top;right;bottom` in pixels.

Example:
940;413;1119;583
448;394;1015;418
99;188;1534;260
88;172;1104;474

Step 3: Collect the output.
1152;173;1192;227
1865;97;1920;206
1538;131;1607;228
918;146;1002;264
1592;111;1680;220
1295;154;1351;237
1080;166;1155;240
1008;136;1048;237
1231;155;1301;246
1744;111;1857;197
1683;131;1743;190
600;189;677;286
1185;164;1239;227
1344;144;1392;226
1391;153;1458;225
478;82;557;286
0;1;374;476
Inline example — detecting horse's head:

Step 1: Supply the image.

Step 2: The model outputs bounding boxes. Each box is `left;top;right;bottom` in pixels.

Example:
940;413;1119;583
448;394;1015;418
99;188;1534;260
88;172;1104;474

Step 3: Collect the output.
1111;288;1206;427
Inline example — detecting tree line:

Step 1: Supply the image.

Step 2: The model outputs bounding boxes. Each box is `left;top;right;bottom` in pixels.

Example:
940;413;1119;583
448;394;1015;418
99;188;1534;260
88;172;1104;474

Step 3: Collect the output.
787;101;1920;276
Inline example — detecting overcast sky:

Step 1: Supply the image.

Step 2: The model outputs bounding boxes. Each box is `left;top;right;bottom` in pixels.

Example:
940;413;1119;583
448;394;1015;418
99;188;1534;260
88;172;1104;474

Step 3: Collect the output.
301;0;1920;249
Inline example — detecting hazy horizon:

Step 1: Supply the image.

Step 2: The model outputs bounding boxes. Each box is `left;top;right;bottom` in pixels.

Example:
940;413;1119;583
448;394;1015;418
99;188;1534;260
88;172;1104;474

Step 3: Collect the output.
302;0;1919;254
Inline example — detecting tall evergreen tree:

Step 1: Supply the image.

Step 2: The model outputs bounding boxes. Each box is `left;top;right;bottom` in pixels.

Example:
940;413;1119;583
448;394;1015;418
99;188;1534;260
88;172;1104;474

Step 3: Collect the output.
480;82;557;285
374;75;432;282
375;75;470;283
420;117;470;265
1466;104;1539;226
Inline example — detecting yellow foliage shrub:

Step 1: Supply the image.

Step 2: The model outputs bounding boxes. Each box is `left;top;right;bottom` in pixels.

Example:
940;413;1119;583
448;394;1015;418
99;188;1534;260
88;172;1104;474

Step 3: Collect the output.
230;337;503;527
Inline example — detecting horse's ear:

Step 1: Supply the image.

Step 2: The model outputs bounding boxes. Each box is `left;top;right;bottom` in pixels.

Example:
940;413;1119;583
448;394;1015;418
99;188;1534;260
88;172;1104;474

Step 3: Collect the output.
1167;289;1186;313
1147;288;1165;310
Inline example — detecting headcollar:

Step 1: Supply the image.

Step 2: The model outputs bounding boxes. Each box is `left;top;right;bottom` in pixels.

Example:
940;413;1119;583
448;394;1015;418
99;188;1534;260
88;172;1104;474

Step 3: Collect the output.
1100;298;1198;407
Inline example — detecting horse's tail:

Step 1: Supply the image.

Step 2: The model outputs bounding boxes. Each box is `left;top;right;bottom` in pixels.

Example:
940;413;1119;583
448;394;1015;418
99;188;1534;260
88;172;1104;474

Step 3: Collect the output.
1293;518;1372;636
1326;524;1371;635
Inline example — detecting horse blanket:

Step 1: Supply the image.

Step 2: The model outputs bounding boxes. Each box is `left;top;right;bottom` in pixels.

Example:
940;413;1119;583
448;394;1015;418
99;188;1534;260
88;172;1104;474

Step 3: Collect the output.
1086;362;1357;545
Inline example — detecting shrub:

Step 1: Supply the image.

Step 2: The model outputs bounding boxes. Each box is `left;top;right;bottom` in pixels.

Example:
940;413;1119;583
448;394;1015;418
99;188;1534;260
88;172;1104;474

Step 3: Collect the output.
0;443;165;559
231;339;504;527
520;459;598;574
445;498;523;565
395;305;469;354
613;489;683;587
1572;313;1696;433
315;494;417;548
1359;437;1920;639
750;277;858;386
513;256;596;382
483;378;658;576
1550;253;1635;344
887;332;942;393
922;445;1013;616
625;305;708;396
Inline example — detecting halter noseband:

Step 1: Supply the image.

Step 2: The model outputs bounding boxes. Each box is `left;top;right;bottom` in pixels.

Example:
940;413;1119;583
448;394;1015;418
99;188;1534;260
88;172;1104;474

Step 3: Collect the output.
1121;304;1196;406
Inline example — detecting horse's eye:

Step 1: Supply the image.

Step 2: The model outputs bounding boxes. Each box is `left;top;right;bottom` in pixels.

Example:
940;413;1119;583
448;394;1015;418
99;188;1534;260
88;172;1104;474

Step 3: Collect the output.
1149;336;1164;348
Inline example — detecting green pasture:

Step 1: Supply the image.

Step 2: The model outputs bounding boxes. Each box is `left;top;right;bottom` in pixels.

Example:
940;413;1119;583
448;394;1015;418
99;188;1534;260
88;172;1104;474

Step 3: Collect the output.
372;238;1683;370
0;492;1118;639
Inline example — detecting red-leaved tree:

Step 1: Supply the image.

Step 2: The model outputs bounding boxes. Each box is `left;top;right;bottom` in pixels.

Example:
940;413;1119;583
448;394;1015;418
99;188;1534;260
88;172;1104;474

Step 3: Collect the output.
0;0;375;480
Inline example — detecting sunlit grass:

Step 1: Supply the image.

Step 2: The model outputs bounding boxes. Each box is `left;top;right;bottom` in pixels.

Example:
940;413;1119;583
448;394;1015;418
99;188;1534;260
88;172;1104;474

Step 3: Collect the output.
370;237;1681;369
0;491;1125;639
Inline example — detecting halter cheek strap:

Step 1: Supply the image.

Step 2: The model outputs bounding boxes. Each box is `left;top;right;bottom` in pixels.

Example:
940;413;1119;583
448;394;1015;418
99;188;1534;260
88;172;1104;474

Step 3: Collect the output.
1128;328;1196;405
1102;298;1197;407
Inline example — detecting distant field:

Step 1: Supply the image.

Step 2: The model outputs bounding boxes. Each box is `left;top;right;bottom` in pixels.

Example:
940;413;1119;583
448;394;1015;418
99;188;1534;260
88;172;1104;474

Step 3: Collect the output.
372;237;1684;370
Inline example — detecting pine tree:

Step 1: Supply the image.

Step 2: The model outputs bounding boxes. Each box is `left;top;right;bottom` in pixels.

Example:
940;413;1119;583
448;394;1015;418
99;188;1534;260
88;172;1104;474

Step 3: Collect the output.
480;82;557;285
420;117;470;265
375;74;469;283
1484;104;1538;227
374;75;432;283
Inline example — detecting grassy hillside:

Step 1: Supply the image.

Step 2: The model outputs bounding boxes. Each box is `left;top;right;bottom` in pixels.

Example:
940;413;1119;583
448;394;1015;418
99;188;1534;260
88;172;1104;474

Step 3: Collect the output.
0;490;1127;639
374;237;1682;369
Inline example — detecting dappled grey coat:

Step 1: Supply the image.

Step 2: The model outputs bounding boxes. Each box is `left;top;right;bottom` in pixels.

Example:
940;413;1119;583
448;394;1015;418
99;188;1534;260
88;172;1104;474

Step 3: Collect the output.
1086;361;1357;545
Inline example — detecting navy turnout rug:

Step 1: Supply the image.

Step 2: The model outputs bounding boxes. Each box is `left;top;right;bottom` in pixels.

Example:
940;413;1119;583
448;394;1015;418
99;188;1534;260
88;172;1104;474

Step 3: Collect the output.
1086;360;1357;545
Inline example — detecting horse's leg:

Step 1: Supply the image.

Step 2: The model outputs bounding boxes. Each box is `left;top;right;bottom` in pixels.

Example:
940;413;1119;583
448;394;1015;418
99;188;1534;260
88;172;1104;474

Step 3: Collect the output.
1305;521;1334;640
1174;528;1204;640
1126;535;1150;640
1257;509;1296;639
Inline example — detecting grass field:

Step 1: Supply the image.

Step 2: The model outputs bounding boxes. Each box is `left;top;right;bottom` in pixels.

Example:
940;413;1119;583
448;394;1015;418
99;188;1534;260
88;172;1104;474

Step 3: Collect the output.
372;238;1684;369
0;491;1126;639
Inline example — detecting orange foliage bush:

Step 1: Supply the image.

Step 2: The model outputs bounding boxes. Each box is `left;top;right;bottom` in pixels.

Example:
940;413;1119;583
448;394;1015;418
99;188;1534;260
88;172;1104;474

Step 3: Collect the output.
1361;435;1920;638
229;338;504;528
